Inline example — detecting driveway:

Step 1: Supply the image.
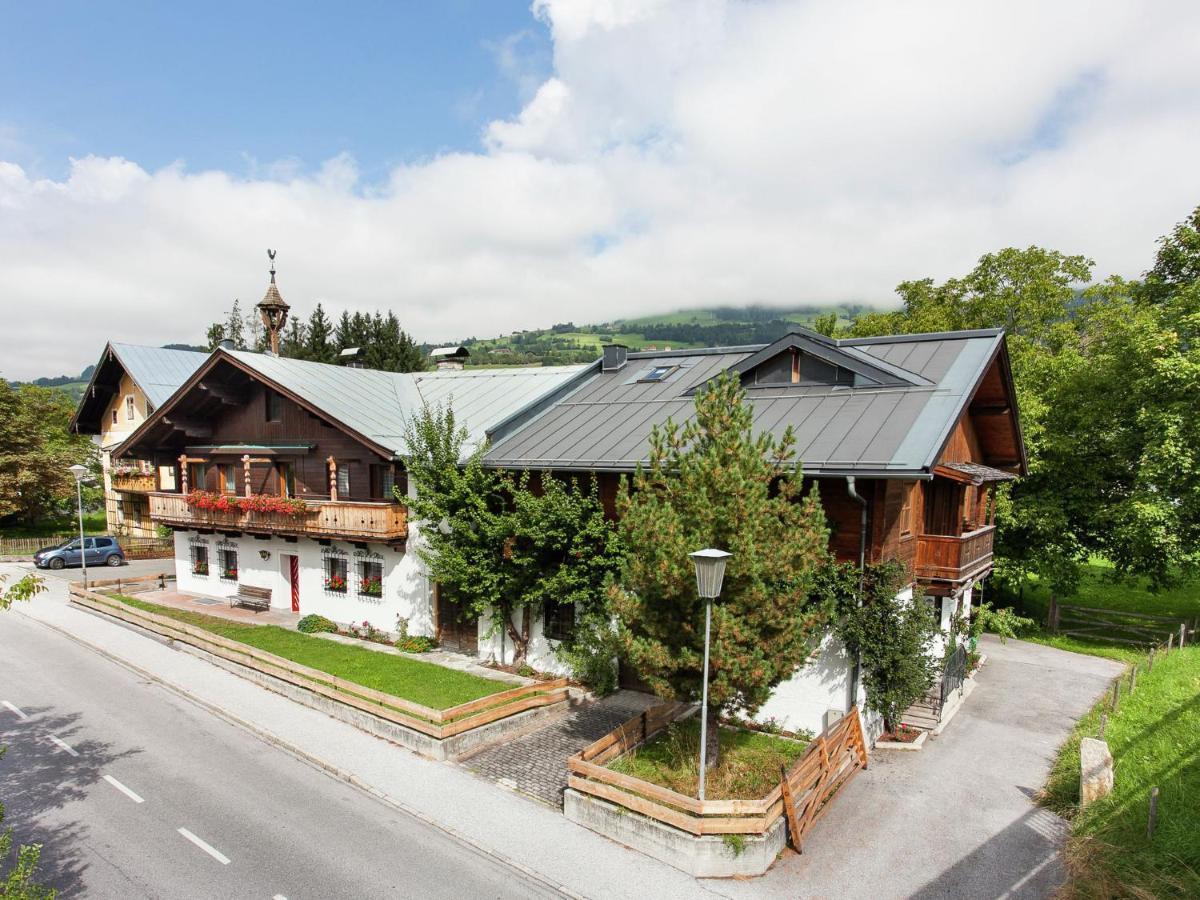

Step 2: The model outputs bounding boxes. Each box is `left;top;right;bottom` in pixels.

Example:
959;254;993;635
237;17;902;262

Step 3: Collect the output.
729;635;1124;900
18;557;174;584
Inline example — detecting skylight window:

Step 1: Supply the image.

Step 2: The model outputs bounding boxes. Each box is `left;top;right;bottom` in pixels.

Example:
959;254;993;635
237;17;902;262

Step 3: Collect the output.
638;365;677;383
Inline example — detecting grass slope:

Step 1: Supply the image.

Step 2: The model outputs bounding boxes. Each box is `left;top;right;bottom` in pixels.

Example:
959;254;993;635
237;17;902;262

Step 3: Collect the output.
114;594;504;709
609;719;807;800
1042;645;1199;898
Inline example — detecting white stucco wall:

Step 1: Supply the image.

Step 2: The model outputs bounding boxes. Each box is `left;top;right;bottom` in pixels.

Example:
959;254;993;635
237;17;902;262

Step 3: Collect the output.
171;529;433;633
476;606;572;675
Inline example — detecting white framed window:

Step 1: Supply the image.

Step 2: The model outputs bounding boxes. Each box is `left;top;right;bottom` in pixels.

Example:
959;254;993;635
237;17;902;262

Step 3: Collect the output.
125;395;136;421
337;466;351;498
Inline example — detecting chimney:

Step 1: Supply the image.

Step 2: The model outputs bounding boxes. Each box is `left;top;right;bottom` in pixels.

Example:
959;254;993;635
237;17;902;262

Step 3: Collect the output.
602;344;628;372
339;347;364;369
218;339;236;351
430;346;470;370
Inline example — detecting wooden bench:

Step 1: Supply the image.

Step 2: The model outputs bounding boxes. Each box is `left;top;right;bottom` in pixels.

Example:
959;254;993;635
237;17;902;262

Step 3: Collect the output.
229;584;272;612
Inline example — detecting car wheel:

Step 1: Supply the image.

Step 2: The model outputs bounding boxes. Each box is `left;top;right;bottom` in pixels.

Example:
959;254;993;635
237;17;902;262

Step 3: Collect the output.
49;557;65;570
106;554;122;567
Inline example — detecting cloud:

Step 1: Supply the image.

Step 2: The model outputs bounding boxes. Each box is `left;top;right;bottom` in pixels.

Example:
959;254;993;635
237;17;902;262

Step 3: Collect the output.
3;0;1200;379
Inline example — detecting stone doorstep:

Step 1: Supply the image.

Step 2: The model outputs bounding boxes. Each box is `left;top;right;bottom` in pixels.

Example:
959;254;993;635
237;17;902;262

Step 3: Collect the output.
874;728;929;751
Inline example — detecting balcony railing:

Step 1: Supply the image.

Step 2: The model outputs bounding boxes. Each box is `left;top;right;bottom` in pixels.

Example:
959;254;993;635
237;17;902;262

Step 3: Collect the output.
111;472;157;493
148;492;408;543
915;525;995;582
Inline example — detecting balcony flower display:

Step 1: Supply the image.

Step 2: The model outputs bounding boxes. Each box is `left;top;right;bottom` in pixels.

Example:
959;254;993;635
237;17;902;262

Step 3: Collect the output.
222;567;238;580
192;560;209;576
360;574;383;597
324;574;347;593
186;490;308;517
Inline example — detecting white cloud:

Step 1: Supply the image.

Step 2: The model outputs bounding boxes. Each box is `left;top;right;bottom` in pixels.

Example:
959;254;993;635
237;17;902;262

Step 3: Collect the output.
3;0;1200;379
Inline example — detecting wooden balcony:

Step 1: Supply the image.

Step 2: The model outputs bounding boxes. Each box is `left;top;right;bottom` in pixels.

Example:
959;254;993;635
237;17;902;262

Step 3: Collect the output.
111;472;157;493
915;525;995;586
148;492;408;543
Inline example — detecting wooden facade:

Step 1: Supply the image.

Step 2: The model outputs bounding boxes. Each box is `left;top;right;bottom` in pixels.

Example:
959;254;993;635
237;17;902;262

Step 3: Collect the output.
117;356;409;544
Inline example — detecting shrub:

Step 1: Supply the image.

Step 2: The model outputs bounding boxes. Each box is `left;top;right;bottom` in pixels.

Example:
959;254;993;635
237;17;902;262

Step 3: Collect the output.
395;635;437;653
975;603;1037;642
554;610;619;696
297;614;337;634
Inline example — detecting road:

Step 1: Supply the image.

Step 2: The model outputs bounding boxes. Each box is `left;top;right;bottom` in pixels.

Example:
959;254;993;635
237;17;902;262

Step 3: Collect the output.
0;609;562;899
23;556;175;584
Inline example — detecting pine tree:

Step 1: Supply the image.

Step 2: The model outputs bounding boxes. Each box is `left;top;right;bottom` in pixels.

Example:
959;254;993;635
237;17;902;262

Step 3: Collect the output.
280;317;309;359
225;299;246;350
205;323;225;351
305;303;335;363
611;371;831;768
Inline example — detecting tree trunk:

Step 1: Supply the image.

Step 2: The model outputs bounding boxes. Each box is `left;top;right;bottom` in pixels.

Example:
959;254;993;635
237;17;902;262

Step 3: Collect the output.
704;704;721;770
504;607;530;667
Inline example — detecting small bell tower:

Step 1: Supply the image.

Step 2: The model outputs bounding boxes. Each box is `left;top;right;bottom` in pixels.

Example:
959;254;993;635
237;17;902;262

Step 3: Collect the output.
257;249;290;355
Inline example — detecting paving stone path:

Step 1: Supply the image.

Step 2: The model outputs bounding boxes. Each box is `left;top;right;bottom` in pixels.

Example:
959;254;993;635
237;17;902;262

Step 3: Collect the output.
461;690;660;808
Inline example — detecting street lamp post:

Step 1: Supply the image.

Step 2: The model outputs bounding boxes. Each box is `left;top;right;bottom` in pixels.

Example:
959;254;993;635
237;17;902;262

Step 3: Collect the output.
689;548;731;802
68;464;90;589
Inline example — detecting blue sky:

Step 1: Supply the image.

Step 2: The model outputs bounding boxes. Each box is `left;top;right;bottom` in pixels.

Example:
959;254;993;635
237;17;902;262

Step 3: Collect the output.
1;1;550;180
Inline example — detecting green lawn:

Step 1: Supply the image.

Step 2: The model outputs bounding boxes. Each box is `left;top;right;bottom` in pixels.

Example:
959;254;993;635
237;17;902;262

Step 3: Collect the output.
1016;558;1200;623
609;719;807;800
112;594;504;710
1041;646;1199;899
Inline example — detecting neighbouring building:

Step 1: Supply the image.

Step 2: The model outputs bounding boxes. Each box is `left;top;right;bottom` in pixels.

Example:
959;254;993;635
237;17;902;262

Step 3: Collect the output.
481;329;1025;733
70;343;208;537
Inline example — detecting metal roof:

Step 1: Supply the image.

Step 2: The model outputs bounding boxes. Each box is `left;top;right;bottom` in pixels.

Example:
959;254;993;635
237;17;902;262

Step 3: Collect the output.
110;343;209;408
483;329;1008;476
224;350;585;459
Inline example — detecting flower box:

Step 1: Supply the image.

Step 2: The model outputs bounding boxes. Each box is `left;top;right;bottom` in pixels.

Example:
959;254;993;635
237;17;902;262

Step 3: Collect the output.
186;490;308;517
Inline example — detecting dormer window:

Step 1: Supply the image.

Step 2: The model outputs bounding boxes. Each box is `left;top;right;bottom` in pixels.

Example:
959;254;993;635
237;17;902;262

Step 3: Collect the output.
750;350;854;387
638;365;677;383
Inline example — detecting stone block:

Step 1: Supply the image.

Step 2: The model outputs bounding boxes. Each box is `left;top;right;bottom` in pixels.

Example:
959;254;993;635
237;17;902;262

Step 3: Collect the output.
1079;737;1113;806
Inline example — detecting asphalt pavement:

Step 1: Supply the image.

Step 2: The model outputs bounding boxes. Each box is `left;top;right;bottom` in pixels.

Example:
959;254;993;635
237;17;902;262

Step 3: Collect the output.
0;609;562;899
26;555;175;584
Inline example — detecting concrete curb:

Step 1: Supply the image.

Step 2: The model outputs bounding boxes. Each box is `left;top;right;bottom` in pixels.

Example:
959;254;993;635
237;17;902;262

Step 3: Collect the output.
17;608;584;900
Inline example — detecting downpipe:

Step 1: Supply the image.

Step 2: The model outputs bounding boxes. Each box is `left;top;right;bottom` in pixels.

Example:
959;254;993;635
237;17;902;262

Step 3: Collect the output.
845;476;868;713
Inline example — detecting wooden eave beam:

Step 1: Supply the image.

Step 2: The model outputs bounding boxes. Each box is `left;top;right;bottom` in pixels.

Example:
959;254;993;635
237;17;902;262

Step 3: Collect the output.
198;381;247;406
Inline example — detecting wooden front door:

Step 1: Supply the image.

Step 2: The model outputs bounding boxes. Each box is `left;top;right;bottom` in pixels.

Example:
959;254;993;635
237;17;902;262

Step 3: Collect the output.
287;555;300;612
435;585;477;653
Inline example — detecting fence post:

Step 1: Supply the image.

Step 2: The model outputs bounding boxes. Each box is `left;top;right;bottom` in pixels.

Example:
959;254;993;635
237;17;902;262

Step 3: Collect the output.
1168;633;1174;652
1147;649;1155;672
1129;667;1138;694
1147;787;1159;839
1110;680;1120;712
1047;595;1059;633
1097;713;1107;740
1181;624;1187;648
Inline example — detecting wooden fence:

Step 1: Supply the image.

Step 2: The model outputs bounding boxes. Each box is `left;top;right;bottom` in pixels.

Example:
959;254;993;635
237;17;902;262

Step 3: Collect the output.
68;583;569;740
0;534;172;558
567;702;868;849
1048;597;1198;647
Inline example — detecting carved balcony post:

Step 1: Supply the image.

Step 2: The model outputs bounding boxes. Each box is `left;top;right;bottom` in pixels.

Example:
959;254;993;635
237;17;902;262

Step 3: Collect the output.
179;454;189;493
242;454;252;498
328;456;338;502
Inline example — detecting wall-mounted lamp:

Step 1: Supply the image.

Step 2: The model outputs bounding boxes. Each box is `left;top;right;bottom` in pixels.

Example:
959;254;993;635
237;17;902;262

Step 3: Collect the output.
259;550;271;561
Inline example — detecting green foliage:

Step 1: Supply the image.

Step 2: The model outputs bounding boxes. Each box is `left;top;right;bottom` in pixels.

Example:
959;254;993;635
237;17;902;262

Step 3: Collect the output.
554;610;620;695
1042;647;1200;899
974;603;1036;643
832;561;939;731
850;214;1200;593
113;594;502;709
608;717;808;800
296;613;337;634
0;765;55;900
0;573;46;611
404;402;623;665
0;381;98;528
610;371;831;765
395;635;437;653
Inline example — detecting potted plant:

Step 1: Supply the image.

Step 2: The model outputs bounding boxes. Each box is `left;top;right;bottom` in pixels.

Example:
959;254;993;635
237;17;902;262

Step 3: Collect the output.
360;574;383;597
324;574;347;593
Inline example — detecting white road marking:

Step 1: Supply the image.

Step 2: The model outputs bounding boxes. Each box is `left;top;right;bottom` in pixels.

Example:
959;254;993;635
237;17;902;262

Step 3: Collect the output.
178;828;230;865
273;895;288;900
2;701;29;720
49;735;79;757
103;774;145;804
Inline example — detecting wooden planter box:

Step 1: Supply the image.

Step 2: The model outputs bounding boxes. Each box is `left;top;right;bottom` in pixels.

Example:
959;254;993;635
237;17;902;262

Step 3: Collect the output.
565;702;869;877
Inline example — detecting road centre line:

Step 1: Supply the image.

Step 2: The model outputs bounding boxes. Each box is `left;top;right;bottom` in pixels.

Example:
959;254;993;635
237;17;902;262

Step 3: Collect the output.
103;774;145;803
2;700;29;720
48;735;79;756
178;828;230;865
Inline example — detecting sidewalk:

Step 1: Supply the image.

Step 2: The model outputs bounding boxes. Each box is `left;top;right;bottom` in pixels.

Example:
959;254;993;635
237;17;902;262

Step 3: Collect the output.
4;565;728;900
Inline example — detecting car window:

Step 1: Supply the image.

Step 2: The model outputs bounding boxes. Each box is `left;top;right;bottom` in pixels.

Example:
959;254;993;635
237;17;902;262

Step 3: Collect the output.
64;540;81;550
95;538;114;547
84;538;97;549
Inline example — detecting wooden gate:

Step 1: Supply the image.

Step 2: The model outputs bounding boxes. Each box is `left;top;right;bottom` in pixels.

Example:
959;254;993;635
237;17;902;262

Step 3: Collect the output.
435;585;478;653
779;709;869;852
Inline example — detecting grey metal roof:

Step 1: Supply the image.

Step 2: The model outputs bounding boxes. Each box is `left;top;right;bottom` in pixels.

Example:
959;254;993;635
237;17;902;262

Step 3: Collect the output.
109;343;208;408
225;350;585;459
483;329;1007;476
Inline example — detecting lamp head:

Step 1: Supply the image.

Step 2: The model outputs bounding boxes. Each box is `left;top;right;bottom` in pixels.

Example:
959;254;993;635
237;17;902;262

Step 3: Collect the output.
689;548;731;600
68;464;89;482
